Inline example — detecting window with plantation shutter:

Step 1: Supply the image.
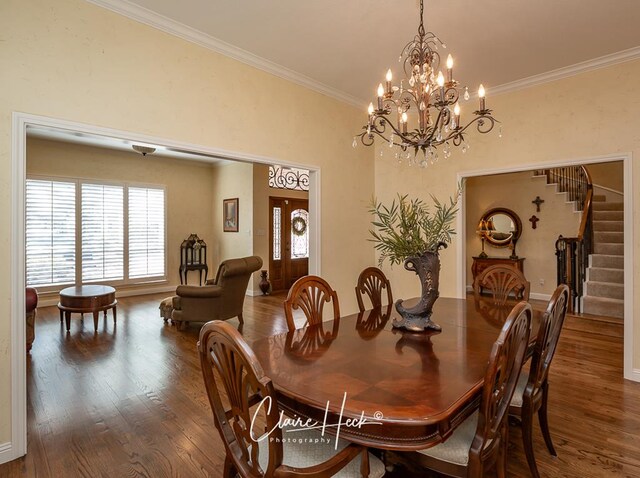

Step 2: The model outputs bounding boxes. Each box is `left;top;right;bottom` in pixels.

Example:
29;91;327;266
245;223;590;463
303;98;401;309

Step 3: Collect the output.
26;176;166;288
81;183;124;282
25;179;76;286
128;187;165;279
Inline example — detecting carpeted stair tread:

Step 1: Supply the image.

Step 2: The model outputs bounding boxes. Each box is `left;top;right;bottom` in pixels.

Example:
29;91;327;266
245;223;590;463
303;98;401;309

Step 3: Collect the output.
582;296;624;319
593;210;623;221
584;281;624;300
592;202;624;211
590;254;624;269
587;267;624;284
594;231;624;244
594;243;624;255
593;220;624;232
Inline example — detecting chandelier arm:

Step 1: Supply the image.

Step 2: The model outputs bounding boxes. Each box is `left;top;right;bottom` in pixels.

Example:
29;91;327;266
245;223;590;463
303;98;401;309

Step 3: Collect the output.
445;114;496;142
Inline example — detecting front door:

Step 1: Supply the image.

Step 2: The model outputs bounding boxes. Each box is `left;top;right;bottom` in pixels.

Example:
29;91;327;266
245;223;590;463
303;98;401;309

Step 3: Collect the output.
269;197;309;291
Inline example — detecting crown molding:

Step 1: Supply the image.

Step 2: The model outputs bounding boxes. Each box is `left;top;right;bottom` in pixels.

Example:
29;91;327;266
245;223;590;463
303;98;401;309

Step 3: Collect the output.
86;0;640;107
85;0;366;108
488;46;640;96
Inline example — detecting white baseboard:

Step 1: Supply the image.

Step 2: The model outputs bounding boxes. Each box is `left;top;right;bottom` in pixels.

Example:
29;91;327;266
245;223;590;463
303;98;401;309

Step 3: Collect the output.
245;288;263;297
37;284;177;307
0;442;16;466
626;369;640;382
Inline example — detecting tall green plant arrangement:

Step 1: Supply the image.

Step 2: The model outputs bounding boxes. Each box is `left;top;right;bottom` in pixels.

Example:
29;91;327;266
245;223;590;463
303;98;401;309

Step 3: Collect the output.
369;187;462;267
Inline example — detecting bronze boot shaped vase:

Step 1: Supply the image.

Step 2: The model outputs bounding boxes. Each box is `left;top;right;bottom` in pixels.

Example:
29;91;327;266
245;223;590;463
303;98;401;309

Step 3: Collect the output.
393;244;446;332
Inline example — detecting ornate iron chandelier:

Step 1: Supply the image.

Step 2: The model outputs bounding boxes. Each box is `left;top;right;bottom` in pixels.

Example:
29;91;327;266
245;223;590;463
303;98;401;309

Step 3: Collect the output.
354;0;498;165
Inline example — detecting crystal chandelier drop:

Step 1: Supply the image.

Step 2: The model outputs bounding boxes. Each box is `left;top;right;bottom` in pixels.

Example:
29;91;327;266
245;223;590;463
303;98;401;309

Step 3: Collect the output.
354;0;498;164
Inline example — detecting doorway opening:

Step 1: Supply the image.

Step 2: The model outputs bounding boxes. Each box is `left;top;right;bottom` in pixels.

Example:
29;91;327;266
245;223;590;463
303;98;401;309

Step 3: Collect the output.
8;112;322;462
456;154;634;381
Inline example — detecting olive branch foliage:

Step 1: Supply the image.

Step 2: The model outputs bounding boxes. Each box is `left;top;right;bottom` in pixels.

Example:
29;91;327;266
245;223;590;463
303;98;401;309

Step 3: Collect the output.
369;185;463;267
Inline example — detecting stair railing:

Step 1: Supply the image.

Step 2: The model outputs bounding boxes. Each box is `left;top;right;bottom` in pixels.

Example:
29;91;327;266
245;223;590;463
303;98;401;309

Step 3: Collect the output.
551;166;593;312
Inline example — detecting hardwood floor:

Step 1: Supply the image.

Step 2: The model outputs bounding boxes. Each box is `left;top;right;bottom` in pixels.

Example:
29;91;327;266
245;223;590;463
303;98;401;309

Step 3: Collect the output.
1;292;639;477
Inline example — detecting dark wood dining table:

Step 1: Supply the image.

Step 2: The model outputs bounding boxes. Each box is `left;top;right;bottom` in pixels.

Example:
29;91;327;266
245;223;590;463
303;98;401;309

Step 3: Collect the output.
252;297;542;451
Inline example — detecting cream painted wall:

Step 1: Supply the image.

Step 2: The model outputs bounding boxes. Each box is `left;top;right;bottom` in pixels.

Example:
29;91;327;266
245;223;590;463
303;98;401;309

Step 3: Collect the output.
464;171;581;296
26;137;215;291
586;161;624;192
211;161;255;284
375;59;640;368
252;164;309;292
0;0;374;445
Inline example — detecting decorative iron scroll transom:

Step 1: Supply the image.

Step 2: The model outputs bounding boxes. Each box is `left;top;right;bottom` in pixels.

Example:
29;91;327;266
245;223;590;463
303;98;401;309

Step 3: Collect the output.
268;166;310;191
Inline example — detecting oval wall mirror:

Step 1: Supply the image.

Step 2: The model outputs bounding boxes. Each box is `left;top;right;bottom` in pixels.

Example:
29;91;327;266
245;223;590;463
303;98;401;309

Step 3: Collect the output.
481;207;522;248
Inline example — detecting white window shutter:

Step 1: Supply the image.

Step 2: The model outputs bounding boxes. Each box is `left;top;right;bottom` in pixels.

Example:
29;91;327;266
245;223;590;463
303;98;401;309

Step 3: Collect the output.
26;179;76;286
81;183;124;282
128;187;165;279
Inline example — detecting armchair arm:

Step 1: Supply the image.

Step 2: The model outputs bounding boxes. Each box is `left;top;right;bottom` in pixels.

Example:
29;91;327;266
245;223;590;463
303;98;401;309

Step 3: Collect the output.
176;285;223;299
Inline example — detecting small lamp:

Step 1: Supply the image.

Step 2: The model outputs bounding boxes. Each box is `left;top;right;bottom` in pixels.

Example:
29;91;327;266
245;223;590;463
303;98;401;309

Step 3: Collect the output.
476;219;490;258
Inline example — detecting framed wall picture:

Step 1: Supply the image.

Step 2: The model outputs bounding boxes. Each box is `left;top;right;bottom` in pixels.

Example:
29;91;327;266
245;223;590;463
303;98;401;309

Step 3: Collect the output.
223;198;239;232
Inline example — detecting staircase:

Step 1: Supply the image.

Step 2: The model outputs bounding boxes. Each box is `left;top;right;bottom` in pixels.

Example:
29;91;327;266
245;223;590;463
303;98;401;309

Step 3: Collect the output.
582;195;624;319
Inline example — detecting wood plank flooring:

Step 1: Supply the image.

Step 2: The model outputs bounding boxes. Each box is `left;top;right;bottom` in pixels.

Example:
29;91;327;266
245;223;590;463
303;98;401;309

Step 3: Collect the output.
0;292;639;477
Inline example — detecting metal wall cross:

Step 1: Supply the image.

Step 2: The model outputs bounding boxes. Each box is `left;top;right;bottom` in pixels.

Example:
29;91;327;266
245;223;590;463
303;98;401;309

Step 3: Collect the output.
532;196;545;212
529;215;540;229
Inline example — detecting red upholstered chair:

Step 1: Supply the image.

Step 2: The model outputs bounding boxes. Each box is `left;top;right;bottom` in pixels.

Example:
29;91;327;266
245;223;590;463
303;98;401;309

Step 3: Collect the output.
26;287;38;352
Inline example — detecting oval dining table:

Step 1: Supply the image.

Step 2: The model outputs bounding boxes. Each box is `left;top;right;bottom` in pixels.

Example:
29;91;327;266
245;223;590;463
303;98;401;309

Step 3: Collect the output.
252;297;541;451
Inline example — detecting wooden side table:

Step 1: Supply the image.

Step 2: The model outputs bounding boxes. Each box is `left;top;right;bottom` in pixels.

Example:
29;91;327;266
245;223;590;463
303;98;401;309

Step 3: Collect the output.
472;256;525;282
58;285;117;332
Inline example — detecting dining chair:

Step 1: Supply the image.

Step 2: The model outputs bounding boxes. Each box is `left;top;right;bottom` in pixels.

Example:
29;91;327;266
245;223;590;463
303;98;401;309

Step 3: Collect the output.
284;275;340;332
509;284;570;478
473;264;531;305
198;320;385;478
355;267;393;312
408;301;532;478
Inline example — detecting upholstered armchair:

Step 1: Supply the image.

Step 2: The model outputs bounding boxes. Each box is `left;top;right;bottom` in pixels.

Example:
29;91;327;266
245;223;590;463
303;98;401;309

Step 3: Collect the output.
171;256;262;329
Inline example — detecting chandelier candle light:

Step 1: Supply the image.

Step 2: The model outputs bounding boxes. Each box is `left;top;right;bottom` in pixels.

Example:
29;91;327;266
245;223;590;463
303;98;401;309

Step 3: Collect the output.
354;0;498;165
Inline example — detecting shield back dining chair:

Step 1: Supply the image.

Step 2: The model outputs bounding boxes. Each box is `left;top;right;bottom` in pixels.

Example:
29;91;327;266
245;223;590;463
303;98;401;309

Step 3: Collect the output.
355;267;393;312
473;264;531;306
407;301;532;477
509;284;570;478
198;320;386;477
284;275;340;332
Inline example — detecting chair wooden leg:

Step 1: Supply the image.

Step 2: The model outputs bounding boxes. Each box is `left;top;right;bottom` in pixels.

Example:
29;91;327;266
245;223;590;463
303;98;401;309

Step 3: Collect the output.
522;404;541;478
538;382;557;456
238;313;244;325
223;455;237;478
360;448;370;477
496;426;508;478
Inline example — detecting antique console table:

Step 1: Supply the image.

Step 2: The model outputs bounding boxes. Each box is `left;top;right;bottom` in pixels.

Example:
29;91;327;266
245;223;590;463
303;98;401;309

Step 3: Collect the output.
58;285;117;332
471;256;525;281
252;297;541;450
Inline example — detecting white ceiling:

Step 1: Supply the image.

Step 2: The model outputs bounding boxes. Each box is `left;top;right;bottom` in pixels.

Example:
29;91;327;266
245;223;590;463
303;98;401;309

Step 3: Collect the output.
95;0;640;105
